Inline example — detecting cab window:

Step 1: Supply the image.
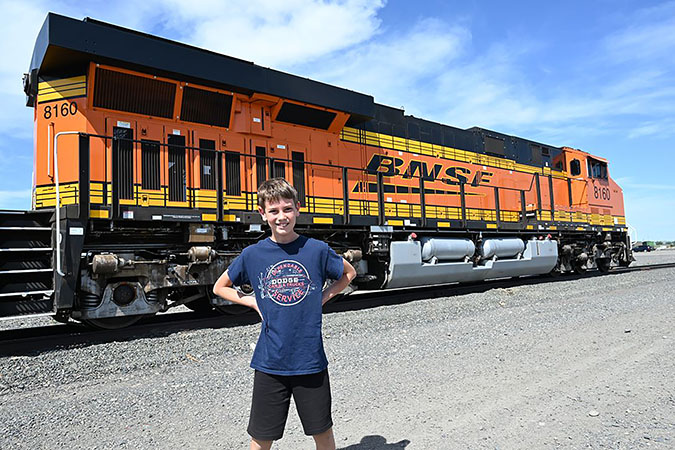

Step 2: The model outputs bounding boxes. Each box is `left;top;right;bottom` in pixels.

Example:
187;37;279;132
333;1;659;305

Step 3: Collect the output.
570;159;581;176
588;158;608;179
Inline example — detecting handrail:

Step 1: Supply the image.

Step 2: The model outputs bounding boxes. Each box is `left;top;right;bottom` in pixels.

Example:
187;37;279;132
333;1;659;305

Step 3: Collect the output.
59;131;549;232
53;131;81;277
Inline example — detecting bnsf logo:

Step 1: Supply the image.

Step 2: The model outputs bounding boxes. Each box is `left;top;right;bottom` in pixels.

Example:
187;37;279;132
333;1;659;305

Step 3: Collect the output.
366;154;494;187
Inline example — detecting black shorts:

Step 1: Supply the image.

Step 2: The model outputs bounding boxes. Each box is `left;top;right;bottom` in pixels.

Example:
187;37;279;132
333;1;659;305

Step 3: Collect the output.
247;369;332;441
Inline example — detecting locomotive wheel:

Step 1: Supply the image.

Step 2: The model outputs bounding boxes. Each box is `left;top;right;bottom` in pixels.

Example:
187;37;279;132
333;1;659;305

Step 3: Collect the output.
596;258;611;273
81;315;143;330
573;261;587;274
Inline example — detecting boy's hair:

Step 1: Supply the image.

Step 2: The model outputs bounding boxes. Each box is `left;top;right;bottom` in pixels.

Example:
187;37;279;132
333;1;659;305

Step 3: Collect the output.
257;178;299;209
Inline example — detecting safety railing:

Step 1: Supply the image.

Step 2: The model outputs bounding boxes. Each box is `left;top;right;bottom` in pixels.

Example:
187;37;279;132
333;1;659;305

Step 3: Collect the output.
51;132;563;231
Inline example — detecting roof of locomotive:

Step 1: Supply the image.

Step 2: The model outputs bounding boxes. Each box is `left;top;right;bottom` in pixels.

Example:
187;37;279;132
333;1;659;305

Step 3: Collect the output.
25;13;375;118
25;13;564;164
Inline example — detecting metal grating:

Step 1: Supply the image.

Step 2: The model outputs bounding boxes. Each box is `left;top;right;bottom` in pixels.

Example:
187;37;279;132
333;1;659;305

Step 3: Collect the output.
256;146;267;188
225;152;241;196
141;140;161;190
199;139;216;190
168;135;186;202
180;86;233;127
114;127;134;199
292;151;306;206
94;68;176;118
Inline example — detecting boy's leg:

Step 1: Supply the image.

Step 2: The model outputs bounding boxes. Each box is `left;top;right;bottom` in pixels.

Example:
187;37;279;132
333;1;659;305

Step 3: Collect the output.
292;370;334;446
250;438;273;450
311;427;336;450
248;370;292;443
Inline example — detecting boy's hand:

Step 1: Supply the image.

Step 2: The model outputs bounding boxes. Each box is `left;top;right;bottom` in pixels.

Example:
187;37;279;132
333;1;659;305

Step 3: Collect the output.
213;270;263;320
321;259;357;305
240;295;263;320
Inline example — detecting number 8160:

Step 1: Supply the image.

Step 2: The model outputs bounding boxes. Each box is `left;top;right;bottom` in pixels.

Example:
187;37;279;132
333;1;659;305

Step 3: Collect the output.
43;101;78;119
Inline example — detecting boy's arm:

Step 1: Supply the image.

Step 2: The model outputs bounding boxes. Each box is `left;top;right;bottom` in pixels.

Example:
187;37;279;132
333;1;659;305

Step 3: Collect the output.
213;270;261;318
321;259;357;305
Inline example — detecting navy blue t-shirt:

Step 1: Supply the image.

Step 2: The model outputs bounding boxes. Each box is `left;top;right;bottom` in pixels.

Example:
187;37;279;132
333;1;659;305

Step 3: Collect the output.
226;235;344;375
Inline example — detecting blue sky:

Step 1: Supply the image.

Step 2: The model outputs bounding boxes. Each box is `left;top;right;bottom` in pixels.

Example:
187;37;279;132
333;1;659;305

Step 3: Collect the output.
1;0;673;240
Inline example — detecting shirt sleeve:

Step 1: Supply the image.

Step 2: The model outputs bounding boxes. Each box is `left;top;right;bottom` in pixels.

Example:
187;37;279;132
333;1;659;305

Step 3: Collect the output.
324;244;345;280
226;252;249;286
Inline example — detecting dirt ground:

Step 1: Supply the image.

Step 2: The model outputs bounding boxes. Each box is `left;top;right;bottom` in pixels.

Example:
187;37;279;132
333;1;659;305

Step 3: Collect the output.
1;250;673;449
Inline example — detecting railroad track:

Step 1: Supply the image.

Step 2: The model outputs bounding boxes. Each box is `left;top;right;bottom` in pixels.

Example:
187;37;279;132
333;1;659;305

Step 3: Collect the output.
2;261;674;356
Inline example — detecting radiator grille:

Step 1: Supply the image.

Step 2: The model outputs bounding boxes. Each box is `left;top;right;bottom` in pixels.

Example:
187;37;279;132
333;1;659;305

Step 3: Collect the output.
180;86;233;127
94;68;176;118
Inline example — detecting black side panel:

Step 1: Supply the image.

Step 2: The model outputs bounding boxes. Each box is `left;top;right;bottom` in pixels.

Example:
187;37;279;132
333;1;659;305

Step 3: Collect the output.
225;152;241;196
141;140;161;190
275;103;336;130
180;87;233;128
272;161;286;179
256;146;267;188
94;67;175;118
199;139;216;190
292;151;306;206
113;127;134;200
168;135;186;202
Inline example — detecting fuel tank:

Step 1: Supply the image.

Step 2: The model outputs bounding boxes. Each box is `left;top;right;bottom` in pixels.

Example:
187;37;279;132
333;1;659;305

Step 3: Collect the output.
421;238;475;262
480;238;525;259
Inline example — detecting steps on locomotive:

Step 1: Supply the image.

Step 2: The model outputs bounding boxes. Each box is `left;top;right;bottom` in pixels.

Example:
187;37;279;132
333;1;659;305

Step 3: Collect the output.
0;209;54;317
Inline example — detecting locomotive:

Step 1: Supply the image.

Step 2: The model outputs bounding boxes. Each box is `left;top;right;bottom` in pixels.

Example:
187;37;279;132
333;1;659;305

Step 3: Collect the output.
0;14;631;328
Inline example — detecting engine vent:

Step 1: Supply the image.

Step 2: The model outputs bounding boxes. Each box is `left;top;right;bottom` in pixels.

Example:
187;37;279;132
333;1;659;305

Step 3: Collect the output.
180;86;233;128
275;102;336;130
93;68;176;118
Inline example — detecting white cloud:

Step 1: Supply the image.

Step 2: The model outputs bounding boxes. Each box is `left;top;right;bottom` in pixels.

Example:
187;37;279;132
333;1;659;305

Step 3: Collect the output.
301;17;469;114
147;0;386;68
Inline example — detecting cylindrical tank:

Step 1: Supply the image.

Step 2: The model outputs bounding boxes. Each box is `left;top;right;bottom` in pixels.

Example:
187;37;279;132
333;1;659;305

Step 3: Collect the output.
480;238;525;259
421;238;475;262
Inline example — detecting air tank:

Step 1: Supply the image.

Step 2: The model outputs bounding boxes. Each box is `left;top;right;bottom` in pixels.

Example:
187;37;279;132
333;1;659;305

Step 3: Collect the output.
421;238;475;262
480;238;525;259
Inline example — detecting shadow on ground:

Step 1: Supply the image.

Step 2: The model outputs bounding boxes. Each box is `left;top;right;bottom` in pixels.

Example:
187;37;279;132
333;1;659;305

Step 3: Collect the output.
338;435;410;450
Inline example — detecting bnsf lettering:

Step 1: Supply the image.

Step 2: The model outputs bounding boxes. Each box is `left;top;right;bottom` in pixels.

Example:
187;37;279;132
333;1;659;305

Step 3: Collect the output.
366;154;493;186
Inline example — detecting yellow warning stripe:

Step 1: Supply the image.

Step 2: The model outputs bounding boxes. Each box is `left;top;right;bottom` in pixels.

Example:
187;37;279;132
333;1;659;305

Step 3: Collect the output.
38;76;87;103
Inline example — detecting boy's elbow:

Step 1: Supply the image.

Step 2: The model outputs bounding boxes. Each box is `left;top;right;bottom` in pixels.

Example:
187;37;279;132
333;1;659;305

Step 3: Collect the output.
344;261;357;280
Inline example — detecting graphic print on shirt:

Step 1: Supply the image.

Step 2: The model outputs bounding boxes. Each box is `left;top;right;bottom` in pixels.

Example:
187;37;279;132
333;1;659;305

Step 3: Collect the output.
258;260;315;306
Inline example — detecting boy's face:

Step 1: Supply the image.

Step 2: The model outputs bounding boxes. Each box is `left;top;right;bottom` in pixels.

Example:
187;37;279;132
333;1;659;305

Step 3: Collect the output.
259;197;300;242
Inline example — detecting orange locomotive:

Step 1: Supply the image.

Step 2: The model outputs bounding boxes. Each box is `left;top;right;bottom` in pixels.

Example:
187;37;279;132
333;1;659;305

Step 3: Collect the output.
1;14;630;327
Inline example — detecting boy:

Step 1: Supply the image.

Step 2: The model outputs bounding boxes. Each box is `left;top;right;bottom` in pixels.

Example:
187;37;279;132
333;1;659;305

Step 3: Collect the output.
213;178;356;450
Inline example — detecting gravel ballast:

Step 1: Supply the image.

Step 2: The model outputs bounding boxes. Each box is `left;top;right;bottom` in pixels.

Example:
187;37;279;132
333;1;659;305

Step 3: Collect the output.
1;251;674;449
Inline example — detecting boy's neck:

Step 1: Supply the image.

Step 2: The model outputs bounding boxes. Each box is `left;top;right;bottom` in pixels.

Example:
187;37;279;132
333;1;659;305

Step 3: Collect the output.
270;230;299;244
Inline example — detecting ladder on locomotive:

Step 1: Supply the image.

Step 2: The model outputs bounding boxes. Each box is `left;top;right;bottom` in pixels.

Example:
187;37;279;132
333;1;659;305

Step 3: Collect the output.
0;209;54;318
